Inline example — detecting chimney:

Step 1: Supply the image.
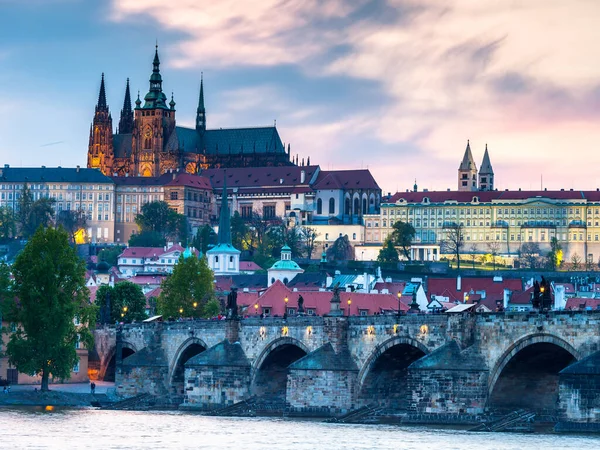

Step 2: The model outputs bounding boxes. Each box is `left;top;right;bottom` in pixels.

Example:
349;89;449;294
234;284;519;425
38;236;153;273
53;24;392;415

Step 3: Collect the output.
300;170;305;184
456;275;462;291
76;165;80;172
503;288;510;310
172;173;176;180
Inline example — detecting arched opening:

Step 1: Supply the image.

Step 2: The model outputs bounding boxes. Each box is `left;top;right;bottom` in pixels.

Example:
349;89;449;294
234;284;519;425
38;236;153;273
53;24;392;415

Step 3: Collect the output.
252;342;307;410
170;341;207;396
104;347;136;382
362;197;367;214
488;342;576;414
329;197;335;215
359;343;426;410
316;198;322;215
344;197;351;216
353;197;360;215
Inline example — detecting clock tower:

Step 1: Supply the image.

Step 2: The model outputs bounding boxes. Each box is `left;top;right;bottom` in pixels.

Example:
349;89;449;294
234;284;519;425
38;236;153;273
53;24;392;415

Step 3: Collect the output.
131;45;176;177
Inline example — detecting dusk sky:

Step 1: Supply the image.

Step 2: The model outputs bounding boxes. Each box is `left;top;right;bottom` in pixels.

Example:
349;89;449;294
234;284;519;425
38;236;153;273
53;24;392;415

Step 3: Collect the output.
1;0;599;194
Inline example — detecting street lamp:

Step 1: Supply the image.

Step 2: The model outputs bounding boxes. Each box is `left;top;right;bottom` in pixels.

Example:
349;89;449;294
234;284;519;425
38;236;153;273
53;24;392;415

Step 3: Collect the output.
193;302;198;309
284;297;289;315
397;292;402;317
123;306;128;313
254;303;259;315
347;299;352;316
179;307;184;316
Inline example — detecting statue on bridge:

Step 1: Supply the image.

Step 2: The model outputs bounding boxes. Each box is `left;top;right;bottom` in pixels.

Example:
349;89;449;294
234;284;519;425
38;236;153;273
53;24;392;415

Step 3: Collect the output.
298;295;305;315
226;287;238;320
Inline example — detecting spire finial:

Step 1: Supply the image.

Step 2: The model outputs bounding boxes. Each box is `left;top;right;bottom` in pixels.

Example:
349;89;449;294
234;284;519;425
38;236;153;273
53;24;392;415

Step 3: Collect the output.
97;73;107;110
118;78;134;133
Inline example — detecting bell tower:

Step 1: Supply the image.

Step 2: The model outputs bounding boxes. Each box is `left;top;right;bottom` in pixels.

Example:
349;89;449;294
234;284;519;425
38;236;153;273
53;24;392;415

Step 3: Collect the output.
458;140;478;192
131;45;176;177
87;73;114;175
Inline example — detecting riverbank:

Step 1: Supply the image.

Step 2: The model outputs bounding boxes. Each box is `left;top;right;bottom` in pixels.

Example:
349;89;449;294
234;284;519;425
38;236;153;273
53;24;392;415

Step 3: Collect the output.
0;381;117;407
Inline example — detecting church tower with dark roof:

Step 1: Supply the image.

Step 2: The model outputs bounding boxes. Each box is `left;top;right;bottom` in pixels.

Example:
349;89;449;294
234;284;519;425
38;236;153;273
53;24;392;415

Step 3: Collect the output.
87;73;114;176
478;144;494;191
130;45;177;177
118;78;134;135
458;140;478;192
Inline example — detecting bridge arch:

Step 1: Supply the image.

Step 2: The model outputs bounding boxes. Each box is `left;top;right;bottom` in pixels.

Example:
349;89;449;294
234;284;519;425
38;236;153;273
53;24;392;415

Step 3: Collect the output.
169;337;208;396
251;337;310;409
357;336;429;409
487;333;579;413
100;341;138;381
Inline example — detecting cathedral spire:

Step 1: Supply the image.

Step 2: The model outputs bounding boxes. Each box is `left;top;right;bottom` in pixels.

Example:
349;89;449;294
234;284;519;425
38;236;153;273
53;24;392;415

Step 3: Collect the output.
196;73;206;132
143;45;167;109
458;139;478;192
118;78;134;134
217;173;231;245
478;143;494;191
96;73;108;111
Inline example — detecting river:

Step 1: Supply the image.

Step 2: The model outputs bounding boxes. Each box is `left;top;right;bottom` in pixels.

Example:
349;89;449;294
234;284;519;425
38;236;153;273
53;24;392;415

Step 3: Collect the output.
1;408;598;449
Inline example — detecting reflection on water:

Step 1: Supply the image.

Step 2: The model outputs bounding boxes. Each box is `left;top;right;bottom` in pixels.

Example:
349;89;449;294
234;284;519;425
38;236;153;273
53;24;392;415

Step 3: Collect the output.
1;408;598;450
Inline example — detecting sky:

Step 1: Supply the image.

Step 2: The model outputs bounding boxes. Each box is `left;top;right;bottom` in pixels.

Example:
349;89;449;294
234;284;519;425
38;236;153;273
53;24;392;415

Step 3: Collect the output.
0;0;599;195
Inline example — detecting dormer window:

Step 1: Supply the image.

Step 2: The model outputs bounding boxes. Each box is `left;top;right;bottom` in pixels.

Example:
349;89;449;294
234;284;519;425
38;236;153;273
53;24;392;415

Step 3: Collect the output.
423;197;430;204
472;196;479;203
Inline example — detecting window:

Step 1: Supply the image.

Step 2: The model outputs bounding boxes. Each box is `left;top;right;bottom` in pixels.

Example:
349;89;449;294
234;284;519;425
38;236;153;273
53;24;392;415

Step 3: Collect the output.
317;198;322;214
263;205;276;219
170;192;178;200
329;198;335;214
241;205;252;218
73;360;80;373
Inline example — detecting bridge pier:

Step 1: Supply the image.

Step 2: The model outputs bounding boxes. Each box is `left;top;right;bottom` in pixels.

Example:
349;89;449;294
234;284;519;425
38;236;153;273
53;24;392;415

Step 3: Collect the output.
286;317;359;416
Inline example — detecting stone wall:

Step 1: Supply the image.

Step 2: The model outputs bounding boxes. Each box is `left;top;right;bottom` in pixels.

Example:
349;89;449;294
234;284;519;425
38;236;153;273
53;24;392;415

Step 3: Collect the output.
287;369;357;416
183;365;251;409
117;365;170;398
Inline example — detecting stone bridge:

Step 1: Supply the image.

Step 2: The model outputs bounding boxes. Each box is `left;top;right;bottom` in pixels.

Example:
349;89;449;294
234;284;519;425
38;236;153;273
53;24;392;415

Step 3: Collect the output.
93;312;600;429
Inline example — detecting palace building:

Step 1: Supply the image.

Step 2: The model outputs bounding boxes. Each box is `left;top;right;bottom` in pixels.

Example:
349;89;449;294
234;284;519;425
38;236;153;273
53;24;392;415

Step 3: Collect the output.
87;46;293;177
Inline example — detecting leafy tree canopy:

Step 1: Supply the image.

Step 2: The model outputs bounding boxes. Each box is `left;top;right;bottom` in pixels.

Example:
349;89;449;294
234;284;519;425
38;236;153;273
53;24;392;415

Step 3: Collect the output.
135;201;187;244
98;246;125;266
377;238;399;265
157;254;215;318
326;235;354;262
129;230;166;248
1;227;96;391
390;221;415;260
192;225;217;254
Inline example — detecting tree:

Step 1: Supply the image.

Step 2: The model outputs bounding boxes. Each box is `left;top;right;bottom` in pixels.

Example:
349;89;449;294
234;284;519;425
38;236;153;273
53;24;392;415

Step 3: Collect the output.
487;241;501;271
230;211;249;251
377;238;399;265
56;209;87;244
111;282;147;323
129;230;166;247
135;201;186;243
390;221;415;260
98;246;125;266
441;224;464;270
192;225;217;254
17;184;56;239
157;254;215;318
0;206;16;243
326;235;354;262
1;227;96;391
547;237;563;270
570;253;582;271
301;226;319;259
469;244;478;269
519;242;541;269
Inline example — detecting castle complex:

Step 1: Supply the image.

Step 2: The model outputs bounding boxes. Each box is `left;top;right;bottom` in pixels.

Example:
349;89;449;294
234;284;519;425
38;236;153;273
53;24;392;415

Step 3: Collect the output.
87;47;292;177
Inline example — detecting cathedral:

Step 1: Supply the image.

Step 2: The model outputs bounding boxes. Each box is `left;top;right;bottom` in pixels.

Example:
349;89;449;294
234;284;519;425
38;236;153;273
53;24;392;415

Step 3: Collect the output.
457;140;494;192
87;46;293;177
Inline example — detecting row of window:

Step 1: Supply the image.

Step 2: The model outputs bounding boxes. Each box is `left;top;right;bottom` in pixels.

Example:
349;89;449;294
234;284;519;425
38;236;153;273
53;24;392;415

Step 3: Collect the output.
384;207;598;217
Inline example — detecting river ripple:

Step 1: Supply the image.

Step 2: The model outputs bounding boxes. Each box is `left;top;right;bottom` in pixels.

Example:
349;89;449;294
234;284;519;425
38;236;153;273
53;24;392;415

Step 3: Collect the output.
1;408;598;450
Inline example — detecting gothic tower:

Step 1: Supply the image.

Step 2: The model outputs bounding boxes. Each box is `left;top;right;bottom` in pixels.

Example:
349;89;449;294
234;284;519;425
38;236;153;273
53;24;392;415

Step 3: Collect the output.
196;74;206;133
118;78;134;134
87;73;114;175
131;45;176;177
458;140;478;191
478;144;494;191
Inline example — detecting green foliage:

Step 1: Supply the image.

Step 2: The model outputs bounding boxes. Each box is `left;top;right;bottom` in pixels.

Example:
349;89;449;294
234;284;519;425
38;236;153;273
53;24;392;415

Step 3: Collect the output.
56;209;87;243
326;235;354;262
98;246;125;266
547;237;563;270
157;255;215;318
129;230;166;248
0;206;16;243
2;227;95;391
111;282;147;323
230;211;249;251
570;253;582;271
203;299;221;318
304;264;320;273
390;221;415;260
377;238;399;265
17;184;56;239
135;201;187;243
192;225;217;254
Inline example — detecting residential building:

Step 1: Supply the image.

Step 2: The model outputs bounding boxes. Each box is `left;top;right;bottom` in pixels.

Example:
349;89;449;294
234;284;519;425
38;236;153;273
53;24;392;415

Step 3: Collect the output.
206;180;240;276
0;165;115;243
163;173;213;236
267;245;304;286
117;243;187;275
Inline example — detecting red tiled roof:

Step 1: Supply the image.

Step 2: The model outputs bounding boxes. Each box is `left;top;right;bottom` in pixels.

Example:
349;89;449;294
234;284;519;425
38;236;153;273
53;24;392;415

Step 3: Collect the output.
119;244;186;259
88;286;99;303
387;190;600;204
373;281;406;296
124;275;167;286
238;280;408;317
428;277;522;302
164;173;212;190
565;298;600;310
202;166;319;193
145;287;162;298
313;169;380;191
240;261;263;271
510;286;533;304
